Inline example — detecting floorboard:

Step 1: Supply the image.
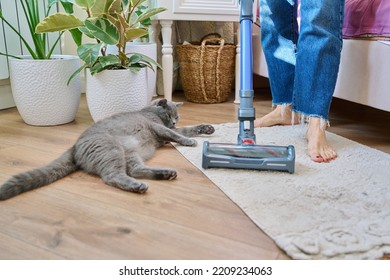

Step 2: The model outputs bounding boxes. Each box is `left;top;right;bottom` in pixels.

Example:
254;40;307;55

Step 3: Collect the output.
0;84;389;259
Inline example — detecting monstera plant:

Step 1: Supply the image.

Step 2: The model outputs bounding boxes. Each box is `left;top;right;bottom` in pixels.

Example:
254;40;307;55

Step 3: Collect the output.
35;0;167;122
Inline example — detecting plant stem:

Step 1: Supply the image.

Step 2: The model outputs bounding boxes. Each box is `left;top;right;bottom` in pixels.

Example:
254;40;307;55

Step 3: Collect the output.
0;9;38;59
0;52;24;59
21;0;46;58
47;31;64;59
127;0;142;24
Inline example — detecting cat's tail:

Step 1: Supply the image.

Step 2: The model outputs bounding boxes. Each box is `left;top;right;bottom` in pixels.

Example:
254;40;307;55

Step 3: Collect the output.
0;147;78;200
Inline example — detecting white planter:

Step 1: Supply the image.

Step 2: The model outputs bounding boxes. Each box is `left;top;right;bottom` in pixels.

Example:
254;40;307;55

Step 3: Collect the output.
9;55;81;126
106;42;157;101
86;68;148;122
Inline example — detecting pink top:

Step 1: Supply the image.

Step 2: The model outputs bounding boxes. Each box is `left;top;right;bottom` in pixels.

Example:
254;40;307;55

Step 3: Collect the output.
256;0;390;38
342;0;390;38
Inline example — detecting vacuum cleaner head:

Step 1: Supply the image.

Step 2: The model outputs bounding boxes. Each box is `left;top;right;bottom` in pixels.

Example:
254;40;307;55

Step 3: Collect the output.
200;0;295;174
202;141;295;173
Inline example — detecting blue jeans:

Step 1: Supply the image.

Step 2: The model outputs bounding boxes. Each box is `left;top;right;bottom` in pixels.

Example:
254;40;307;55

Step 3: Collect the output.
259;0;345;120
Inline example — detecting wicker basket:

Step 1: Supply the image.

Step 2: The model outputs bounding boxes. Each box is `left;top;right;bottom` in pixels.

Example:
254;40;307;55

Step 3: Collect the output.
176;34;236;103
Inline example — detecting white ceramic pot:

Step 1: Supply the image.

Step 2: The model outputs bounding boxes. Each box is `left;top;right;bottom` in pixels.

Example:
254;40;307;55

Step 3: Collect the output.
85;68;148;122
106;42;157;101
9;55;81;126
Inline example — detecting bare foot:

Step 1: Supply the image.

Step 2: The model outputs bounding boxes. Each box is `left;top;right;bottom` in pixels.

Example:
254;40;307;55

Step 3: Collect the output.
306;117;337;163
254;105;299;127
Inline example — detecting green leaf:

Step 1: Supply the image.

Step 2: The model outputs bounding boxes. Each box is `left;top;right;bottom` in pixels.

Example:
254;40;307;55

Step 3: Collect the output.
48;1;74;13
61;2;75;14
36;13;84;33
117;13;130;29
90;0;113;16
136;7;167;23
67;64;86;85
128;53;142;64
128;52;161;70
49;0;59;9
124;28;148;42
49;0;74;11
84;17;119;45
98;54;121;68
121;0;129;7
78;26;95;38
75;0;96;10
130;0;147;8
142;54;161;69
90;58;124;74
90;61;107;75
77;43;103;65
128;65;143;73
108;0;122;14
69;28;83;46
90;0;121;15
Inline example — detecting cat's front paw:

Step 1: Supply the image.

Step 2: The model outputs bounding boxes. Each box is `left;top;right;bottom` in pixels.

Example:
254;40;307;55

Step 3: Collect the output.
197;124;215;135
155;169;177;180
182;138;197;147
132;182;148;194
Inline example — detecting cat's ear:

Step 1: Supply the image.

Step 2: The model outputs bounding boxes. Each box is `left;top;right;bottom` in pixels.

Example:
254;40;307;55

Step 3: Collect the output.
157;99;168;107
174;102;183;107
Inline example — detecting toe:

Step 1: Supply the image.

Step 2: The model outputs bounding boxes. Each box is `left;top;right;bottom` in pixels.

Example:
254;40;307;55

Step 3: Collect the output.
311;154;325;163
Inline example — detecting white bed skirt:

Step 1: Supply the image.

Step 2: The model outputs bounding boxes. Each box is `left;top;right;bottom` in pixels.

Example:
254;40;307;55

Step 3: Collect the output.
334;40;390;112
252;33;390;112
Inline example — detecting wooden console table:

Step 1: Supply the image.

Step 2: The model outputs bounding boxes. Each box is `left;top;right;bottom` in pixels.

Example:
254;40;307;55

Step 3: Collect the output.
149;0;257;102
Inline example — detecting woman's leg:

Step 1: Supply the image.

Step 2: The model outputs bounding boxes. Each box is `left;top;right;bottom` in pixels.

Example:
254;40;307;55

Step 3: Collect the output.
295;0;345;162
255;0;299;127
256;0;345;162
294;0;345;119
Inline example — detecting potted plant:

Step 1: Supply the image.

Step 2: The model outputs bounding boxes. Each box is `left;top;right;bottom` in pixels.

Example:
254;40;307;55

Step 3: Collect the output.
106;2;158;102
36;0;166;122
0;0;83;126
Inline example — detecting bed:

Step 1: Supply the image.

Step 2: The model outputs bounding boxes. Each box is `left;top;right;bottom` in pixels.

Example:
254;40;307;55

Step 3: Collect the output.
252;0;390;112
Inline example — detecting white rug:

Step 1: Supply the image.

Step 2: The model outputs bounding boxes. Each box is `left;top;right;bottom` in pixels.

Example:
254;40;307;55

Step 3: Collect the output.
174;123;390;259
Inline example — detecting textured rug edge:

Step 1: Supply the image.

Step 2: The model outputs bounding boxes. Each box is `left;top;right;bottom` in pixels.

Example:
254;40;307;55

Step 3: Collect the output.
173;123;390;260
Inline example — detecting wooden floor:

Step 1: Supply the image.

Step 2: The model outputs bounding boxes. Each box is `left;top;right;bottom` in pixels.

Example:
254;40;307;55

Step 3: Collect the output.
0;84;389;260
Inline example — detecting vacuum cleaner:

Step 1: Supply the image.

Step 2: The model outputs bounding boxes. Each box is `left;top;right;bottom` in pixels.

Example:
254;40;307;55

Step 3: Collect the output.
202;0;295;174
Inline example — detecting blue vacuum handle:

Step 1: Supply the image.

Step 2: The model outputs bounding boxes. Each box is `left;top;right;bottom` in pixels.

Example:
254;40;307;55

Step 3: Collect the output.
238;0;256;145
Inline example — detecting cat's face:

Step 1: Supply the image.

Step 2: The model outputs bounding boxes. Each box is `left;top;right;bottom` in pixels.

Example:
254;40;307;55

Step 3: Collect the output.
152;99;183;128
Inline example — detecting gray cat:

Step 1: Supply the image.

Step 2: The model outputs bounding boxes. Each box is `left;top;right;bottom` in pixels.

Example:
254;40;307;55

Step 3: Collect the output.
0;99;215;200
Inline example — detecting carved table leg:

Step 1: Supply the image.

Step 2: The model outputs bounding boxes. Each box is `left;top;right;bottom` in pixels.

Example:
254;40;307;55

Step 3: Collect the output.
159;20;174;101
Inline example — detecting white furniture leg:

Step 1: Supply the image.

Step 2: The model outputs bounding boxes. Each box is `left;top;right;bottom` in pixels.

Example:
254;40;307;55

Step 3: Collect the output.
149;20;157;44
159;20;174;101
